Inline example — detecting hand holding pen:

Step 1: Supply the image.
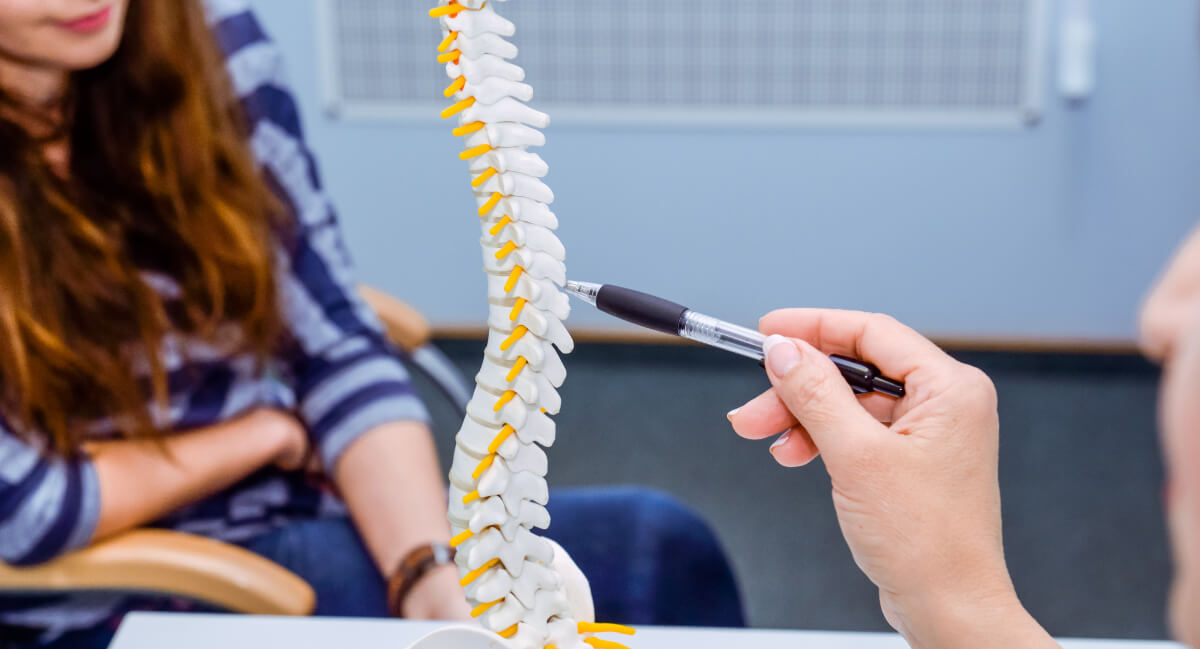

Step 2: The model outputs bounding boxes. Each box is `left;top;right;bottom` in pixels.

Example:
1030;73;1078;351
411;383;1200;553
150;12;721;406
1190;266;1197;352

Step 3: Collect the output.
727;308;1048;648
563;281;1049;645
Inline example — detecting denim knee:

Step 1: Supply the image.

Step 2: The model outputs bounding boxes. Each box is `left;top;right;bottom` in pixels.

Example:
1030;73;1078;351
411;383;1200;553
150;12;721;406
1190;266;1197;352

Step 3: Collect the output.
544;486;746;627
240;516;387;618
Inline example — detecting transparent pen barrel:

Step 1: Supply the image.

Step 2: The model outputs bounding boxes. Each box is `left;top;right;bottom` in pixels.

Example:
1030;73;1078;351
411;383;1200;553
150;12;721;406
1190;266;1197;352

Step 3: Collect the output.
680;311;766;360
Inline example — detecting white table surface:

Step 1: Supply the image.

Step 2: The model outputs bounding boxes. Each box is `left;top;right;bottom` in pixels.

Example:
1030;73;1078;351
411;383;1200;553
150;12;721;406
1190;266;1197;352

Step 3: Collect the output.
109;612;1184;649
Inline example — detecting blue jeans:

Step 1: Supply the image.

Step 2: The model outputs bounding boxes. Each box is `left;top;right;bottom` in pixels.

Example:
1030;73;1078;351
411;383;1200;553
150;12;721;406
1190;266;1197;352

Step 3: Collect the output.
16;487;743;648
543;487;745;627
239;487;744;626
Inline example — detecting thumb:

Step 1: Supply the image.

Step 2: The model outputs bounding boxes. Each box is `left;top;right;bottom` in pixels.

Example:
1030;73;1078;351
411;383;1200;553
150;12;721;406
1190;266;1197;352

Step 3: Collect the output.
762;334;880;456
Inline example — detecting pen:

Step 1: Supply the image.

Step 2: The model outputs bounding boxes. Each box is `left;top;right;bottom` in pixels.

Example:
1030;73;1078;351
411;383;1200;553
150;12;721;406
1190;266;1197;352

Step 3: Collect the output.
562;281;906;398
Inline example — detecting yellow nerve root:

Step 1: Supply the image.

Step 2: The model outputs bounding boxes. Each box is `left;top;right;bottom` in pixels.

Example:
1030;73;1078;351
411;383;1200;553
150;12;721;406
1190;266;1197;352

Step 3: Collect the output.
498;625;519;639
479;192;503;216
459;557;500;586
578;623;636;636
455;121;486;137
495;240;518;259
473;167;499;187
493;390;517;412
488;424;516;453
578;621;636;649
506;357;528;382
437;49;461;64
500;325;528;351
471;598;502;618
504;266;524;292
460;143;493;160
462;490;480;504
444;76;466;97
509;297;527;321
449;529;474;547
428;3;463;18
441;96;475;119
472;453;496;479
489;214;512;235
583;640;631;649
438;31;458;52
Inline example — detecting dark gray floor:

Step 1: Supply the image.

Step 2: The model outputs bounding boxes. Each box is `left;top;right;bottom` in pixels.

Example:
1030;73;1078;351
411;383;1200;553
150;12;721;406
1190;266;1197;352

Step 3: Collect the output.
413;340;1170;639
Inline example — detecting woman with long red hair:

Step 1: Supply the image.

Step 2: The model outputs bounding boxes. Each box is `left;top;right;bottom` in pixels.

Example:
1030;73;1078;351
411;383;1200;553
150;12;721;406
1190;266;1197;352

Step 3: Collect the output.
0;0;472;644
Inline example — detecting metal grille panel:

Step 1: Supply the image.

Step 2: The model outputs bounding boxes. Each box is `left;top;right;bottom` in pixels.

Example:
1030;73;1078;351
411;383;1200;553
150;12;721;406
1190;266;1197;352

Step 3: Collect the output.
322;0;1045;125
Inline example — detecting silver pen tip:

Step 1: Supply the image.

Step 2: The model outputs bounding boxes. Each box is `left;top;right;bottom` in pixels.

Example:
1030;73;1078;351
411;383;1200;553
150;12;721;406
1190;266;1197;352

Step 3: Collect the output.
562;280;600;306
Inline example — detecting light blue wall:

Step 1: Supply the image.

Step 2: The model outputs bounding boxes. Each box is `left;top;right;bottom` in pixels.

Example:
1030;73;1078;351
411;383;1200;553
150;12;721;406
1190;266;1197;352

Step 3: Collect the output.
250;0;1200;341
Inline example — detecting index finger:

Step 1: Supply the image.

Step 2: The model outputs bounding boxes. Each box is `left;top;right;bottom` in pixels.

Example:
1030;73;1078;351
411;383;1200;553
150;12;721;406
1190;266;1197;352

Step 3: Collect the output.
759;308;956;381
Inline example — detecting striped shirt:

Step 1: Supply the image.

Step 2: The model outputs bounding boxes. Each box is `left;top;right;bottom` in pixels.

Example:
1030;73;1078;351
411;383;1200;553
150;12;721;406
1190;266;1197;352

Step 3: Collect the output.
0;0;429;633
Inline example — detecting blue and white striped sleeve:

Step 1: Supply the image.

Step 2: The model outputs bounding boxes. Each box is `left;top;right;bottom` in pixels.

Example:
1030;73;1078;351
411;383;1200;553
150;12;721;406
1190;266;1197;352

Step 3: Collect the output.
276;208;433;472
0;426;101;566
211;5;431;471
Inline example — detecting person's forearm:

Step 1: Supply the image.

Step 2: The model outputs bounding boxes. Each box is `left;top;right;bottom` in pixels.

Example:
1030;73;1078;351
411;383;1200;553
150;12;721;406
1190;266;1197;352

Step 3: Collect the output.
335;420;470;619
90;409;291;539
335;421;453;575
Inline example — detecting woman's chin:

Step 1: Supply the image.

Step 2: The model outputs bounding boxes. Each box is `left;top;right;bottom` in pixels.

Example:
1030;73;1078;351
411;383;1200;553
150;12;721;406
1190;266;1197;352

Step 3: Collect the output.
55;36;123;71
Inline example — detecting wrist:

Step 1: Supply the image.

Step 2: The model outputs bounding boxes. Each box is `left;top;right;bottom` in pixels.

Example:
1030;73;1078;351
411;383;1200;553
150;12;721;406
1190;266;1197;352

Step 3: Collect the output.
896;586;1054;649
399;563;463;619
260;412;293;460
252;409;302;464
388;542;460;618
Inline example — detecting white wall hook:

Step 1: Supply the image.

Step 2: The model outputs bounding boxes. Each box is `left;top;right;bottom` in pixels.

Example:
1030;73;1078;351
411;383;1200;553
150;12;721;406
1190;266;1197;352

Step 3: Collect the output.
1059;0;1096;101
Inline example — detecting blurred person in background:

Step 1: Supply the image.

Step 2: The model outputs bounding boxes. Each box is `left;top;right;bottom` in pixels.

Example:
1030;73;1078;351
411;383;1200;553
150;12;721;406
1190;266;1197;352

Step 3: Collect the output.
0;0;472;645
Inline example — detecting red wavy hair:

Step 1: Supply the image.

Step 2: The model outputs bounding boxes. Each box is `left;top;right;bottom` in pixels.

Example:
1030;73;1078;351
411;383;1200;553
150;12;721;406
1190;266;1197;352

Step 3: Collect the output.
0;0;282;455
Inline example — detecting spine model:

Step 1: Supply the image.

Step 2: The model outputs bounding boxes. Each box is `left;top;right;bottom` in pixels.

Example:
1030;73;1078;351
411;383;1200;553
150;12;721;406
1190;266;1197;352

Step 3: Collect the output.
428;3;633;649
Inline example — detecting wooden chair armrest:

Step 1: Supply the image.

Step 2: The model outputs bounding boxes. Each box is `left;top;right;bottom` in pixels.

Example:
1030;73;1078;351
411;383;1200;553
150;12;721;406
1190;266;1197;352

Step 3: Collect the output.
359;285;432;353
0;530;314;616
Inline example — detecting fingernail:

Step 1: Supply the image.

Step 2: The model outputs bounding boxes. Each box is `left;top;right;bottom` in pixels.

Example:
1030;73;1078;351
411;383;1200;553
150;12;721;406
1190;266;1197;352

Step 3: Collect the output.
764;334;802;377
769;430;792;452
726;408;739;421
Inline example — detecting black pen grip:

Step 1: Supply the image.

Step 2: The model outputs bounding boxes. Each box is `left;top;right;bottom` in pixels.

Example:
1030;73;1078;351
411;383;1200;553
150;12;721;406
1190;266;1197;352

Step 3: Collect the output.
830;354;906;398
595;285;689;335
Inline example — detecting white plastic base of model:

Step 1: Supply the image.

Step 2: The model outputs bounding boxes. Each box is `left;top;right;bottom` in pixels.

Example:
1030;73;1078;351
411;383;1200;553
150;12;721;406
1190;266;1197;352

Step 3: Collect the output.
403;540;592;649
547;538;594;625
406;625;519;649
